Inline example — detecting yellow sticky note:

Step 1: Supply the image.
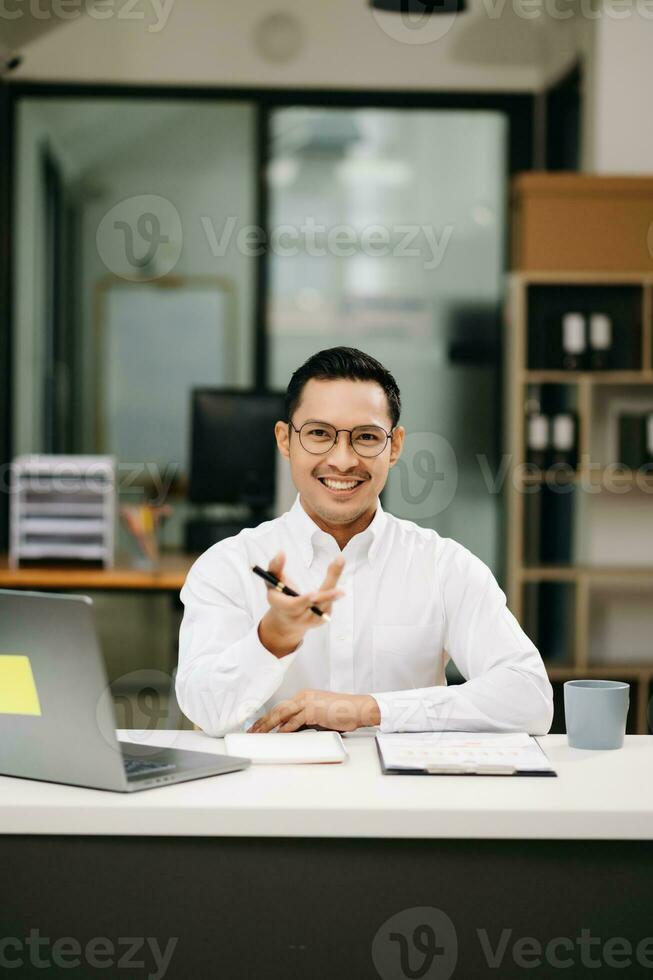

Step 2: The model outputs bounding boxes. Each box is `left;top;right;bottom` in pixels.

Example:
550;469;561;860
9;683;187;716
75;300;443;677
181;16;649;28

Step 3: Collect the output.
0;655;42;716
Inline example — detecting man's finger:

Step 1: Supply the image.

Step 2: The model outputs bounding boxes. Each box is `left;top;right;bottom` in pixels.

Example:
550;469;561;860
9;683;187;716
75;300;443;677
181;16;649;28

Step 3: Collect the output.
305;587;345;607
265;551;303;595
304;588;345;616
267;587;344;620
320;555;345;592
255;699;300;733
278;709;306;733
267;551;285;579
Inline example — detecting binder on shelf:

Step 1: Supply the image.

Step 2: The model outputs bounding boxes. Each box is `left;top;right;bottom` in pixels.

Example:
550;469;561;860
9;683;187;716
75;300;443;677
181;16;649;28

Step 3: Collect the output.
539;485;574;565
618;415;646;470
589;312;613;370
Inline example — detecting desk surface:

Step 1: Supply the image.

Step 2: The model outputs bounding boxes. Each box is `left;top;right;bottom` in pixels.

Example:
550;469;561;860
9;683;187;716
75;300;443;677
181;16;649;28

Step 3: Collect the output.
0;553;195;590
1;732;652;840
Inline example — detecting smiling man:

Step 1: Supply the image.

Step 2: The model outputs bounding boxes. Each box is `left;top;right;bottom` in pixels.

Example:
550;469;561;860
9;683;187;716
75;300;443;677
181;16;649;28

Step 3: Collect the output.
176;347;553;737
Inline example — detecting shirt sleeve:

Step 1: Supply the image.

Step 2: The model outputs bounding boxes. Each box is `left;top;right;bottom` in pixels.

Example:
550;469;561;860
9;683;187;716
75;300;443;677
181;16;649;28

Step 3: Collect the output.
371;539;554;735
175;547;300;736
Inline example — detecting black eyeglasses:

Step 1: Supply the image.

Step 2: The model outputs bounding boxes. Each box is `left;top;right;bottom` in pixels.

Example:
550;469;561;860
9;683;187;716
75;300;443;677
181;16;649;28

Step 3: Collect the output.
289;419;394;458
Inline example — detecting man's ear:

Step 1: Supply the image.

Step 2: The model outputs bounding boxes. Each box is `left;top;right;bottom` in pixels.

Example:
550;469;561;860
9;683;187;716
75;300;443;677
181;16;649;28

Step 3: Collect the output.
275;420;291;461
388;425;405;468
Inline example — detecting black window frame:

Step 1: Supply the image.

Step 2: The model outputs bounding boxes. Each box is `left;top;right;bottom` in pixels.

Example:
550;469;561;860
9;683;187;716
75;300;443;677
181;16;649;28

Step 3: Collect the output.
0;80;537;550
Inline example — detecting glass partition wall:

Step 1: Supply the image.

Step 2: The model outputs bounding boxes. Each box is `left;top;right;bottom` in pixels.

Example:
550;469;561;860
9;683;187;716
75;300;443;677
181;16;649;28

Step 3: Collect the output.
12;94;509;573
13;97;257;500
268;107;507;572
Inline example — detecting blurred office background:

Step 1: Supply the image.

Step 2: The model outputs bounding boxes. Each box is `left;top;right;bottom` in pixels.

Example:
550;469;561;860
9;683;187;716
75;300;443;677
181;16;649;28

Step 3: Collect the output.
1;1;652;729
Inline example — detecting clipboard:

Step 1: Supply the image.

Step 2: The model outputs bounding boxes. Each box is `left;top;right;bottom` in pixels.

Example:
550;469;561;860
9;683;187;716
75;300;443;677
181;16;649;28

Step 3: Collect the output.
375;732;557;777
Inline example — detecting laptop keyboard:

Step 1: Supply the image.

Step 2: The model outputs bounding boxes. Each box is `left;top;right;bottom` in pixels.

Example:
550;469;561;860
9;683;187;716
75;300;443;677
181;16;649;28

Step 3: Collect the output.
123;758;177;779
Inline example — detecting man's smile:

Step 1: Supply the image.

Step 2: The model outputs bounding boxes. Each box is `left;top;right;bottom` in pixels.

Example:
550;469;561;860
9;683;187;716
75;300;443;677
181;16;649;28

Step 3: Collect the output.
315;474;368;497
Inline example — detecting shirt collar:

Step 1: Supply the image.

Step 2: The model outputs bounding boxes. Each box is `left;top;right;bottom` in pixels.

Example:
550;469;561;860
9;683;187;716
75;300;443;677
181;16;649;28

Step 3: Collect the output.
285;493;387;567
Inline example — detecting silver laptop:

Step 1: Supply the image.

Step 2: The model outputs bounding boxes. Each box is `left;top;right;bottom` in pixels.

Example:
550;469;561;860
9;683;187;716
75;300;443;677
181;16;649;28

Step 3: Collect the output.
0;589;250;792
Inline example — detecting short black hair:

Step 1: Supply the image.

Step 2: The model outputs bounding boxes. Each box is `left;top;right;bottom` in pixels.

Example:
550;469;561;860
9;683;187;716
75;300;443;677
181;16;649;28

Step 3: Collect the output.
284;346;401;428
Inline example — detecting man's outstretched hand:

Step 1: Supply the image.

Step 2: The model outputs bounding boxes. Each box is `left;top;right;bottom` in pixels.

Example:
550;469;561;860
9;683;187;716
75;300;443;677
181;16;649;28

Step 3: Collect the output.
257;551;345;659
248;689;381;733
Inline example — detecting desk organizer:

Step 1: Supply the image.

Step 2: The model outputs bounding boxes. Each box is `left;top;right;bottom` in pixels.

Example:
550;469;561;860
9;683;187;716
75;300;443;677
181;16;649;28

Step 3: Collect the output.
9;455;116;568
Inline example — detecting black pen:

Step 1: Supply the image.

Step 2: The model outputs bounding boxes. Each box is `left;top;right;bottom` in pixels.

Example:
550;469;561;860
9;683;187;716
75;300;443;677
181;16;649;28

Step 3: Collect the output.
251;565;331;622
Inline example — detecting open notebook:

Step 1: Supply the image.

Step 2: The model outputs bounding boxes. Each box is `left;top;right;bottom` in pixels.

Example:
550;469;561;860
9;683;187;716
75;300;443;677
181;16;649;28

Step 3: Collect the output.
376;732;556;776
224;731;348;765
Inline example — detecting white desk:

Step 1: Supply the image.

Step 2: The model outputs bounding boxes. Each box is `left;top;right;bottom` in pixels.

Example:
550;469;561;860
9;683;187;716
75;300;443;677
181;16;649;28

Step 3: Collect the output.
1;732;652;839
3;734;653;980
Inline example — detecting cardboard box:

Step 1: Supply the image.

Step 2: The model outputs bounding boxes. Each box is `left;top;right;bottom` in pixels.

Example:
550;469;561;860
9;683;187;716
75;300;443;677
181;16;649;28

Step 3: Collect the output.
512;174;653;272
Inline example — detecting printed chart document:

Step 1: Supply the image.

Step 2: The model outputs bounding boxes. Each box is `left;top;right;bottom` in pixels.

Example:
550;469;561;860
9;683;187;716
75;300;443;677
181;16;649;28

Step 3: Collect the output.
224;731;348;765
376;732;556;776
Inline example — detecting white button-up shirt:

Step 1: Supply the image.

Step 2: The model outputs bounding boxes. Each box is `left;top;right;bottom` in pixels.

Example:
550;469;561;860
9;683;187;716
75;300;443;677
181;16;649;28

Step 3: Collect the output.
176;494;553;737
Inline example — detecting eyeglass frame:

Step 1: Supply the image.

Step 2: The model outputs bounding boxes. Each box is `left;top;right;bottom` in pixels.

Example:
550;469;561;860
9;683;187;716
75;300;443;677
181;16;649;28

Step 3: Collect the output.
288;418;396;457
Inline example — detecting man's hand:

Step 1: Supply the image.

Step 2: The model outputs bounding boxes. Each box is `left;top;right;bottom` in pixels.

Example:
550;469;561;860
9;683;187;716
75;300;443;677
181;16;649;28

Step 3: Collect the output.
258;551;345;658
248;689;381;733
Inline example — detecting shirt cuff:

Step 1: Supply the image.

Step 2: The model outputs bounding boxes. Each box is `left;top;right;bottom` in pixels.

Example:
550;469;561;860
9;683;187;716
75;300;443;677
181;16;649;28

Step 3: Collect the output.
369;688;453;733
368;693;396;733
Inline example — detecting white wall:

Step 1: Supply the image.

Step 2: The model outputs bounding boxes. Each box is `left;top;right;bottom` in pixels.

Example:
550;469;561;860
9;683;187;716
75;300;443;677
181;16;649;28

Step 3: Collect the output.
8;0;581;92
588;13;653;172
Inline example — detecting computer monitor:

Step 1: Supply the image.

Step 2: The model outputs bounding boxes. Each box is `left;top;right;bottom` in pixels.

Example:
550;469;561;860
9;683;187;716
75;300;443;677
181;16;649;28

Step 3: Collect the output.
188;389;285;511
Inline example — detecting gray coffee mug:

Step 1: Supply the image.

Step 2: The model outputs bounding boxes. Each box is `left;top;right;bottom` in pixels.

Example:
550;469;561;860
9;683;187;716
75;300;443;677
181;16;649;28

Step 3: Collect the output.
564;679;630;750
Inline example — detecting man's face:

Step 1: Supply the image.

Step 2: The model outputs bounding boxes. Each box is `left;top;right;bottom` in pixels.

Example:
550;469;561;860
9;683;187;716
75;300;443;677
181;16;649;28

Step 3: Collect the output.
275;378;405;527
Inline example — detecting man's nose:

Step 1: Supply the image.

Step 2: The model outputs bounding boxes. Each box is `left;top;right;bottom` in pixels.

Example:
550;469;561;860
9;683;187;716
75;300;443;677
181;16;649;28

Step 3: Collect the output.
328;431;360;468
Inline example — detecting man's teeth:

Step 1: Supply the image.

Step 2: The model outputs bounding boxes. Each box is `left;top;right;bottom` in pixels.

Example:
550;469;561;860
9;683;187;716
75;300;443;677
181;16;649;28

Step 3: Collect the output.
320;478;362;490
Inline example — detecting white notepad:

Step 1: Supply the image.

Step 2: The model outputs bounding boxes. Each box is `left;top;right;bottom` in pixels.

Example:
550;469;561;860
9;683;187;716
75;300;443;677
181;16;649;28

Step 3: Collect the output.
224;731;348;765
376;732;556;775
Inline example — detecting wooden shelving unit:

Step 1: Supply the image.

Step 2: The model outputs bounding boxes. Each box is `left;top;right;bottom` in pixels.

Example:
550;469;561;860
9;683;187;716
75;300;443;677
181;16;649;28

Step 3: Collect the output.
505;272;653;732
